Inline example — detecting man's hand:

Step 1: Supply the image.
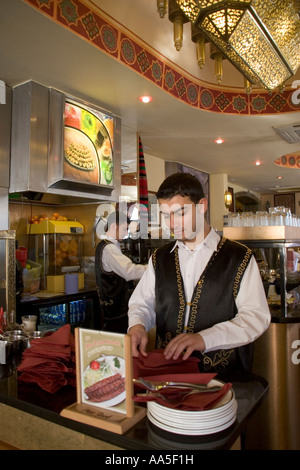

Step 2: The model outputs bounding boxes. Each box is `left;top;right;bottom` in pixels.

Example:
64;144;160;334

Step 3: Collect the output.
164;333;206;361
128;324;148;357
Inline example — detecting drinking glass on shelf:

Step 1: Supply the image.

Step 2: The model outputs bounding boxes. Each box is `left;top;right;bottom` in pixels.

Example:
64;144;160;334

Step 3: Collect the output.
277;210;284;226
234;213;241;227
256;211;268;226
243;212;254;226
269;207;281;225
280;207;291;226
228;213;238;227
240;213;247;227
268;207;274;225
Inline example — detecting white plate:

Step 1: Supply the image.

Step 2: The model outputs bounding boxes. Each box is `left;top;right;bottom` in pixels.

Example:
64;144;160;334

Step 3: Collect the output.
147;379;234;419
82;355;125;407
146;379;238;435
148;402;237;429
148;395;236;422
147;409;237;436
148;400;237;429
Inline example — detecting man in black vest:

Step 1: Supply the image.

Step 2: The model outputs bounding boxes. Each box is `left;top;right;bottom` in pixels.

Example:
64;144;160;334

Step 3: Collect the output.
128;173;270;374
95;211;147;333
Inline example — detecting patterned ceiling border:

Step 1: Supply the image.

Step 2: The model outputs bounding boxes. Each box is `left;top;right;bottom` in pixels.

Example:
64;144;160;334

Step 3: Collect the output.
275;152;300;169
23;0;300;116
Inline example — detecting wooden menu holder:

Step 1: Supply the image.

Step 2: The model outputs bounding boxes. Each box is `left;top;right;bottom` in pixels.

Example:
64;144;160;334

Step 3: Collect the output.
60;328;146;434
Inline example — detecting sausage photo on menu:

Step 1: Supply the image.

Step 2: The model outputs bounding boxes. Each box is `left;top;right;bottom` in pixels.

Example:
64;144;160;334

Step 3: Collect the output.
84;373;125;403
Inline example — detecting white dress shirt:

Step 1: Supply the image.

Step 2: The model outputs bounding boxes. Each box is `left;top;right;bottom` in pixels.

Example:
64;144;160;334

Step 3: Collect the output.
128;228;270;352
100;236;147;281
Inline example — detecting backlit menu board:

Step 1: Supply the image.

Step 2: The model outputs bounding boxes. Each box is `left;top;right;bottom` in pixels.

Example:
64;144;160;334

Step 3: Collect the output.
63;100;114;187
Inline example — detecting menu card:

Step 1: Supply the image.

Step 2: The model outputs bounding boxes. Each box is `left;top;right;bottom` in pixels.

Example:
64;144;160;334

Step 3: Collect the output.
77;328;131;415
60;328;146;434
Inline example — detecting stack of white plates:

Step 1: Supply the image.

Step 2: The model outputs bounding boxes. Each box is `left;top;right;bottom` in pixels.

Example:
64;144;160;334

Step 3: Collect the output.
147;380;237;436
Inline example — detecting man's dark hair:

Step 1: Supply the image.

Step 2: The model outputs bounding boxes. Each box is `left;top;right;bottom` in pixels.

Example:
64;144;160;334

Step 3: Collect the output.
156;172;205;205
105;211;130;232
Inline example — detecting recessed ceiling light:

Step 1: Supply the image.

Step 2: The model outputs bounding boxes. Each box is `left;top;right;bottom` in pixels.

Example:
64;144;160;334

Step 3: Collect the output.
139;95;152;103
255;160;261;165
277;176;283;179
215;138;224;144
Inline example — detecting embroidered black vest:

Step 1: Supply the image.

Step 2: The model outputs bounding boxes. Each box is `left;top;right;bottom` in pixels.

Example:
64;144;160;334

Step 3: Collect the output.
95;240;134;321
153;238;254;374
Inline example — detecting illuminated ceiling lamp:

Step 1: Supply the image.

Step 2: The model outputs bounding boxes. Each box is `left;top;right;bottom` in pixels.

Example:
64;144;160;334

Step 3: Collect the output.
224;189;233;209
157;0;300;91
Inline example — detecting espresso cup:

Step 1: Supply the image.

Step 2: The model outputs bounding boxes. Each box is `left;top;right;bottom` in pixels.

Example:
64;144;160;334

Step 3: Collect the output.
21;315;37;333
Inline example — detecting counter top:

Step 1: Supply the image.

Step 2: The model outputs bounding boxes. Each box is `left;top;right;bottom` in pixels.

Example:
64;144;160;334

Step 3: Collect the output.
0;370;268;451
19;288;98;305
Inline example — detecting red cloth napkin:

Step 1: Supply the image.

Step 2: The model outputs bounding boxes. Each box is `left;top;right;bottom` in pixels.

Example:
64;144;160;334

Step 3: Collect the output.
132;348;230;411
134;382;232;411
18;369;68;394
17;324;76;394
136;373;216;384
133;349;201;378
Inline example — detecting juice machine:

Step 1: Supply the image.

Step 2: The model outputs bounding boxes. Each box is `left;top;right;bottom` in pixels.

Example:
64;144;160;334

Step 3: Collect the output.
26;219;84;293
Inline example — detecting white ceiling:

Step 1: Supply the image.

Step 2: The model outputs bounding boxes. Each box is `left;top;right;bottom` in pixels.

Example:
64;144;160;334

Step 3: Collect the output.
1;0;300;195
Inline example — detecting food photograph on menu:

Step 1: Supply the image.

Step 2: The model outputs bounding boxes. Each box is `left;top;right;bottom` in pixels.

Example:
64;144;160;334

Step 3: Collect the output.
78;329;128;414
63;100;114;187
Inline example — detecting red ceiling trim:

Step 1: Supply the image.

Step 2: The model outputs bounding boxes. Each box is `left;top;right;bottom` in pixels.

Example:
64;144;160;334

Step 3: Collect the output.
23;0;300;116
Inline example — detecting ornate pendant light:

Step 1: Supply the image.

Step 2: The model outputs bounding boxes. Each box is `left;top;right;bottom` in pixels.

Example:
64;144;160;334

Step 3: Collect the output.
157;0;300;91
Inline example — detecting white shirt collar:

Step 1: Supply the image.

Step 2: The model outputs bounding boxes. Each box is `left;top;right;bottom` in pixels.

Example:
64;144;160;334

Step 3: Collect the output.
170;227;220;253
100;235;120;248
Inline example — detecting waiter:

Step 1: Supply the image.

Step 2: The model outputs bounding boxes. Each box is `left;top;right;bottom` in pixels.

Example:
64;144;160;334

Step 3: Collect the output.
128;173;270;374
95;211;147;333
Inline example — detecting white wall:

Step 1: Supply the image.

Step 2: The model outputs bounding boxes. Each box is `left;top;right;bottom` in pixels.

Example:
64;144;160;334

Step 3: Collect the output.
144;153;165;192
209;174;228;231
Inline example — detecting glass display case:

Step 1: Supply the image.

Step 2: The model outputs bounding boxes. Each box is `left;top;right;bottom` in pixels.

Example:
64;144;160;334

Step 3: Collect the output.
223;226;300;320
16;290;100;333
26;219;84;291
241;239;300;450
223;227;300;450
245;239;300;320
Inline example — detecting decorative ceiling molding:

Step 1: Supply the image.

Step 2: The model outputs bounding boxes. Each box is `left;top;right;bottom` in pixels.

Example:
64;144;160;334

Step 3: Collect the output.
274;151;300;168
23;0;300;115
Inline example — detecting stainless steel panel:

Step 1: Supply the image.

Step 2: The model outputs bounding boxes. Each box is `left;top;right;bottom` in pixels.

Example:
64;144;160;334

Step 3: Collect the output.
245;323;300;450
10;81;48;193
0;86;11;188
0;188;9;230
48;88;64;189
48;88;121;199
10;81;121;203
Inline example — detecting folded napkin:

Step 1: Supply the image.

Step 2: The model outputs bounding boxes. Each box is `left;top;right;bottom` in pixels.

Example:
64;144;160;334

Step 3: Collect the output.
17;324;76;394
135;372;216;385
17;369;68;394
18;356;69;372
132;348;229;411
133;349;201;378
134;382;232;411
